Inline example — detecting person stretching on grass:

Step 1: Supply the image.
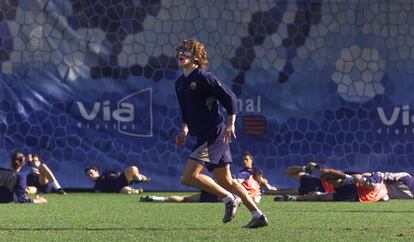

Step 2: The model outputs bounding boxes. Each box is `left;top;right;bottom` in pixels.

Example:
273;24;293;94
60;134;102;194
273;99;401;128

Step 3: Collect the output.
174;39;267;228
0;152;47;204
274;168;389;203
266;162;335;196
85;166;150;194
307;164;414;200
26;153;66;195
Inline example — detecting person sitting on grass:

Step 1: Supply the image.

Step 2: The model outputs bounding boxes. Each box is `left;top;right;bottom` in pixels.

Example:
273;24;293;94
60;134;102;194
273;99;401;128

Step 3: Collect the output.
26;153;66;195
0;152;47;204
85;166;150;194
240;151;277;192
274;168;389;203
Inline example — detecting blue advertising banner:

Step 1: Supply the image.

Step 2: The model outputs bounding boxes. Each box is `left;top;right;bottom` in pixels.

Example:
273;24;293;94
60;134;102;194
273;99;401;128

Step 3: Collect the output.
0;0;413;190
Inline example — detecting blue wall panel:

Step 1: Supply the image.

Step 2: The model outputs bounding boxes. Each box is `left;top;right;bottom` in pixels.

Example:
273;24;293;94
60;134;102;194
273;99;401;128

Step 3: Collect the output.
0;0;413;190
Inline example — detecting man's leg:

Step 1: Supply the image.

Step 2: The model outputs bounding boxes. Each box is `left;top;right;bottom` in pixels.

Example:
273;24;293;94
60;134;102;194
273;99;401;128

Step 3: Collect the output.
180;160;229;198
382;172;411;182
212;165;268;228
285;166;307;181
297;192;334;201
212;165;259;212
120;186;143;194
26;186;37;195
274;192;334;201
38;164;65;194
124;166;150;183
180;160;241;223
319;168;352;188
265;187;299;195
276;184;358;202
140;194;201;202
120;186;133;193
320;168;346;180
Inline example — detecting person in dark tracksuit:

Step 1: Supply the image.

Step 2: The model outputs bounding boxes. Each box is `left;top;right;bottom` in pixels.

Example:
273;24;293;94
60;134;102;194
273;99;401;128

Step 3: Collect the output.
26;153;66;195
174;39;267;228
85;166;150;194
0;152;47;204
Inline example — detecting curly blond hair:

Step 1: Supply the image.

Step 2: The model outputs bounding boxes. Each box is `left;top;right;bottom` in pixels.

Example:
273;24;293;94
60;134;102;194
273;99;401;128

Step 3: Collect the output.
176;39;208;69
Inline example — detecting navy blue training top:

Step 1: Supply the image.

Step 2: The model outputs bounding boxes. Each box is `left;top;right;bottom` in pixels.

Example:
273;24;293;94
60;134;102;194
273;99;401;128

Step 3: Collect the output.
241;167;264;177
94;170;122;193
0;167;33;203
175;68;238;136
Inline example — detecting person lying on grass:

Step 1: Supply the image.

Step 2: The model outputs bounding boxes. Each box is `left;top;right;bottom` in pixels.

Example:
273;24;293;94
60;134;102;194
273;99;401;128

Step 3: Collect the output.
266;162;335;196
140;169;262;203
274;162;413;200
274;166;389;203
85;166;150;194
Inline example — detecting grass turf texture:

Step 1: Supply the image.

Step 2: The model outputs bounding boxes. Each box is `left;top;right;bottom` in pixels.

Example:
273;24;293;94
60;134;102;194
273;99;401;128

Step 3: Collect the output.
0;193;413;241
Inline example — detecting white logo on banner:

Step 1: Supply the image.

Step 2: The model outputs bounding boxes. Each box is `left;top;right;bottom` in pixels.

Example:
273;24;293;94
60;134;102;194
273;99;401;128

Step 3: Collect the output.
76;88;153;137
377;105;414;134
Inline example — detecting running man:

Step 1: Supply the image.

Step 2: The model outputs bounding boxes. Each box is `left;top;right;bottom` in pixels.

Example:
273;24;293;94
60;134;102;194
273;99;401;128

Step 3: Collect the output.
0;152;47;204
174;39;267;228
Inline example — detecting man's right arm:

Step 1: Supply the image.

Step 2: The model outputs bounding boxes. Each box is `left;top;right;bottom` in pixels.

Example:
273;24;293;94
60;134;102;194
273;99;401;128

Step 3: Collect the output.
175;81;189;125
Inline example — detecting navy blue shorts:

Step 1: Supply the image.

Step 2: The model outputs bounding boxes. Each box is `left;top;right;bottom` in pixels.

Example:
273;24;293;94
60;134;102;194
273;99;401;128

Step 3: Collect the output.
189;123;232;172
298;175;325;195
333;184;358;201
26;173;52;194
199;190;221;202
111;173;130;192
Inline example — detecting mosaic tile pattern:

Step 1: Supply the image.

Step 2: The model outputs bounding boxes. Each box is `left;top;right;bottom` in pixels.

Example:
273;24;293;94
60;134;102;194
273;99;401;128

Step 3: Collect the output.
0;0;414;189
332;45;385;103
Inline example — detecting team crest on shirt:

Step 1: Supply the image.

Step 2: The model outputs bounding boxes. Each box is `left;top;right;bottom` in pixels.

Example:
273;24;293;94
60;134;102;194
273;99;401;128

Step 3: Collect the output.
190;81;197;90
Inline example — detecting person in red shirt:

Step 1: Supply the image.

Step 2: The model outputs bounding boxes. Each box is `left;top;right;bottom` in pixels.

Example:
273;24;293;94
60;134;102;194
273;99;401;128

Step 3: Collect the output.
274;169;388;203
174;39;267;228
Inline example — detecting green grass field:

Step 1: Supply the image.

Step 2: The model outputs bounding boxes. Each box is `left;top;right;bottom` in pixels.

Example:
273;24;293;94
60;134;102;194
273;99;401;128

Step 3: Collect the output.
0;193;413;241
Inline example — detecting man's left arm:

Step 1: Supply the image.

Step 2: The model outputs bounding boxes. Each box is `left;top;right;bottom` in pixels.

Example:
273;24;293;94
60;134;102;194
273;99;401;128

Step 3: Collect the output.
13;174;33;203
207;74;238;143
